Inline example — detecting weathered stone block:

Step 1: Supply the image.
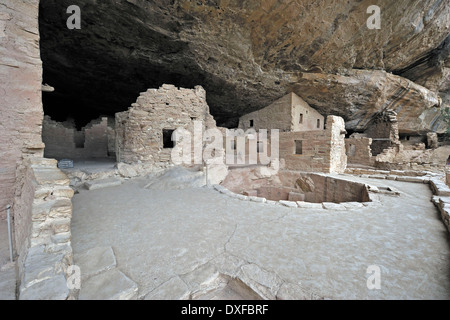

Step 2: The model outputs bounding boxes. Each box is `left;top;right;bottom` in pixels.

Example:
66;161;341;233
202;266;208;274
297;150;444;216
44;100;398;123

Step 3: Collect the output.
288;192;305;202
322;202;346;210
279;200;298;208
78;269;138;300
84;178;122;190
243;190;258;197
74;247;117;281
20;275;69;300
296;201;324;209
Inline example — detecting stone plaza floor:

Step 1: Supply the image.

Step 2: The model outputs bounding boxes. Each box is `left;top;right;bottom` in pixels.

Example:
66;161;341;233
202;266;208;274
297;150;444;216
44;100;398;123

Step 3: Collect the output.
71;174;450;300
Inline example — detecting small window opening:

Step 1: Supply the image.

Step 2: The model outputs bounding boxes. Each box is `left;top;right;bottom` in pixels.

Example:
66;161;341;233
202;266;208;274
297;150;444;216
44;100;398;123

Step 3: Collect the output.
74;131;85;148
295;140;303;155
299;114;303;124
249;120;254;127
163;129;175;148
317;119;321;128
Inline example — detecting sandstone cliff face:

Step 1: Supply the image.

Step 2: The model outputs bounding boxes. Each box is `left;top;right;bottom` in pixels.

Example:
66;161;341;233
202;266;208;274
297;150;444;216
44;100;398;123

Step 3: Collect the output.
38;0;450;130
0;0;45;287
291;70;444;134
0;0;43;216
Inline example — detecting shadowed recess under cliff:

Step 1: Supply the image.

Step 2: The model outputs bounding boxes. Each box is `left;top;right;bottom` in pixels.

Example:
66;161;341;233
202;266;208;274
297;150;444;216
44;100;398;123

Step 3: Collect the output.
39;0;450;131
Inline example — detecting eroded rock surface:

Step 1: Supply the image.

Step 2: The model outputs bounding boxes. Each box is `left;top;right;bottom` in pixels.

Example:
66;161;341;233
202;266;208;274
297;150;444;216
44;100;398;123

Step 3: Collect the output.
39;0;450;129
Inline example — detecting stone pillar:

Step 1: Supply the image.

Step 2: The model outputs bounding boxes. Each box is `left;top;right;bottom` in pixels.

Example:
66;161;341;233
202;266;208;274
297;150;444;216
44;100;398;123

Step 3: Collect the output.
327;116;348;174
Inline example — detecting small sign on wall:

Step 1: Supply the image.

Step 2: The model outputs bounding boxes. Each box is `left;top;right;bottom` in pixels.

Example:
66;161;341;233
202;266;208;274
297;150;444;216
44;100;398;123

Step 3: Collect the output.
57;159;74;169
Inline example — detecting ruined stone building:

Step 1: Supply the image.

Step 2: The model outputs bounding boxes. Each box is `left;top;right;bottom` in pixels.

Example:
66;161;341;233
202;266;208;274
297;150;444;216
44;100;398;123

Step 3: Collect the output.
345;109;448;171
236;93;347;174
238;92;325;132
345;109;401;167
115;84;218;167
42;116;116;160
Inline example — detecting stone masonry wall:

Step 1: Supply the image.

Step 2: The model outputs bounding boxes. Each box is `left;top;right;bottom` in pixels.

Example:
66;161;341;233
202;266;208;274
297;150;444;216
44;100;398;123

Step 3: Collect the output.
291;93;325;132
238;92;324;133
365;109;401;156
1;1;75;299
17;157;74;300
107;117;116;158
345;137;375;167
116;84;217;166
238;93;292;132
0;0;44;220
279;116;347;174
43;116;110;159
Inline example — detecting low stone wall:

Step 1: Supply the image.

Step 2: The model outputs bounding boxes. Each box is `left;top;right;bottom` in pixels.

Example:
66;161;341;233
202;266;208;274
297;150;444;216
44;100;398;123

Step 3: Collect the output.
14;157;75;300
345;167;450;232
374;160;445;172
296;173;370;204
345;167;429;177
222;167;371;206
213;184;376;211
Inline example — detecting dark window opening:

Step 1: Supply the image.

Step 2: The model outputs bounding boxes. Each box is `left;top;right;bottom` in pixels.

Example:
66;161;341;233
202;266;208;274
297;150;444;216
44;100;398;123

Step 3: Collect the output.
249;120;254;127
299;114;303;124
190;117;197;121
74;131;85;148
317;119;321;128
163;129;175;149
295;140;303;155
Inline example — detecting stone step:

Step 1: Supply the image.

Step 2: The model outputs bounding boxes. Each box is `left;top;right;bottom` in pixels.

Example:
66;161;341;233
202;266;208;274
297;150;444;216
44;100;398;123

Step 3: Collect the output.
28;157;58;169
84;178;122;190
33;168;70;186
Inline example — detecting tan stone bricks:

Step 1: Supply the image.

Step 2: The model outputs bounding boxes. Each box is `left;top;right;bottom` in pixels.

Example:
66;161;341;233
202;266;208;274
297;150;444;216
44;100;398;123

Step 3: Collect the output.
279;116;347;174
116;85;217;167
